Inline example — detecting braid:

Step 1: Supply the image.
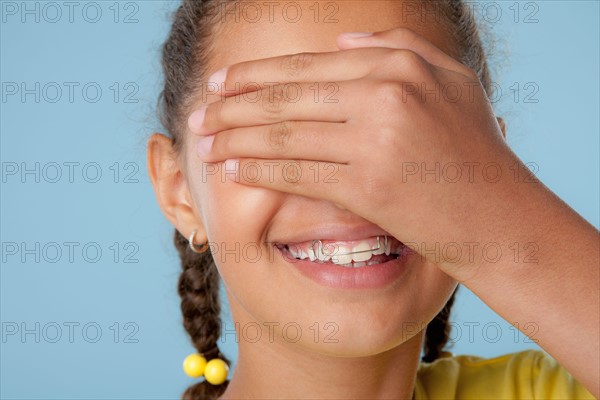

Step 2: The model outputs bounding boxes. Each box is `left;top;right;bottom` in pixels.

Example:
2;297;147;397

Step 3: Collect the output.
160;1;231;397
174;230;229;399
421;286;458;362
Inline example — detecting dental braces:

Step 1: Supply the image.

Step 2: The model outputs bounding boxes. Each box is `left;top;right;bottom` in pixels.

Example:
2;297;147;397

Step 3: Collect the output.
311;236;389;257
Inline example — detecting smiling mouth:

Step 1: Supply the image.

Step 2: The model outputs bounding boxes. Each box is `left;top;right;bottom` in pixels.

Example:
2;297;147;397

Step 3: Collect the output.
274;236;405;268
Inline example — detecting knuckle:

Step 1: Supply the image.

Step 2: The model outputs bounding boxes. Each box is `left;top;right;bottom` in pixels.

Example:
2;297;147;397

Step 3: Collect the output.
280;52;314;77
386;49;432;78
396;27;419;44
400;49;425;67
357;172;389;206
370;180;394;208
265;121;293;153
372;81;405;109
261;84;289;116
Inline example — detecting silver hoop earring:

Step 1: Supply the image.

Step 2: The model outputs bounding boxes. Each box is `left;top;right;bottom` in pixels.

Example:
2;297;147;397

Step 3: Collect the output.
188;229;208;254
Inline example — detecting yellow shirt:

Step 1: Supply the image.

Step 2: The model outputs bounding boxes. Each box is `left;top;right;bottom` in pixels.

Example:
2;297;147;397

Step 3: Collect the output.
415;350;596;399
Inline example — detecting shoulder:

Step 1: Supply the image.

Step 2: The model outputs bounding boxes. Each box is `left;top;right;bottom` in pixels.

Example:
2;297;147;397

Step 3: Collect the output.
414;349;595;399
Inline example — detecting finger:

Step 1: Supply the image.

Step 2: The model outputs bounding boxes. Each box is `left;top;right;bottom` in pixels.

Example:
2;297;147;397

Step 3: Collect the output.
189;81;354;135
198;121;353;164
207;47;393;97
337;27;475;78
225;158;350;202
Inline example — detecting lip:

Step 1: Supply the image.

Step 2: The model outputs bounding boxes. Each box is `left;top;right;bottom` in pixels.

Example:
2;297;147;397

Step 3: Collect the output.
274;245;413;290
268;223;395;245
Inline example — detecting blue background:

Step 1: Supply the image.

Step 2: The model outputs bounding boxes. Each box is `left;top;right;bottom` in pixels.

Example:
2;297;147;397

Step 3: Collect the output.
1;1;598;398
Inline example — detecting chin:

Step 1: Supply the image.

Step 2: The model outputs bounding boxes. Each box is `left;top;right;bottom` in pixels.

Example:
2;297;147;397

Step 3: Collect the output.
270;294;432;358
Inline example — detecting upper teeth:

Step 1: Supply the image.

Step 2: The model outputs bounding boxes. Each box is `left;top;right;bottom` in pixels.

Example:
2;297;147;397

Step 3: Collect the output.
286;236;397;266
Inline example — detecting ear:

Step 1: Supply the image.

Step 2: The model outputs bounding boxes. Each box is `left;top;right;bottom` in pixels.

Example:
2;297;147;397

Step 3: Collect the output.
147;133;207;243
496;117;507;140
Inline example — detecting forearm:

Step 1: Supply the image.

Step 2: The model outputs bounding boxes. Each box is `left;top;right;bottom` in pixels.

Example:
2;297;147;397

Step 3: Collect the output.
459;179;599;397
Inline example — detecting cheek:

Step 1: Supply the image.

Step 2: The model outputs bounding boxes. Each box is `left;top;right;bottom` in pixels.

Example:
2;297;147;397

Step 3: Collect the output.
203;181;275;242
187;155;283;246
193;170;286;308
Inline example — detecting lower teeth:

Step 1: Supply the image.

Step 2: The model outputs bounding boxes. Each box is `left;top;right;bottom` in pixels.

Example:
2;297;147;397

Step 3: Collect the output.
332;259;390;267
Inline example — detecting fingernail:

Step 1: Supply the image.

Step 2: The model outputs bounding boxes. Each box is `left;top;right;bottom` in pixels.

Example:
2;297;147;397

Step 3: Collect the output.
224;158;239;177
208;66;228;89
188;106;207;133
339;32;373;39
196;135;215;157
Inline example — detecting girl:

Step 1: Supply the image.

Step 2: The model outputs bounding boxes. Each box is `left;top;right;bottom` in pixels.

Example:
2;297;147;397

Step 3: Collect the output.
147;1;599;399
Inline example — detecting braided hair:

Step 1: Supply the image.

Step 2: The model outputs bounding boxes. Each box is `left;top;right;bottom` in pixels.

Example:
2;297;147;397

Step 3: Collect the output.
174;230;230;399
157;1;493;398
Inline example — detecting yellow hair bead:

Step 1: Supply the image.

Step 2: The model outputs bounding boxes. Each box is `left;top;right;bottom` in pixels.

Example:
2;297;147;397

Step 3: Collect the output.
203;358;229;385
183;353;207;378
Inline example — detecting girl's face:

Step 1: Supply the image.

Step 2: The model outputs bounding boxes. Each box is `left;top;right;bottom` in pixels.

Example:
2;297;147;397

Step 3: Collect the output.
186;1;458;355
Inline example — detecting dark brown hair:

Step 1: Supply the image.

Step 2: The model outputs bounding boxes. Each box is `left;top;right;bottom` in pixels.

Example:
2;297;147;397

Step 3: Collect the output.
158;1;493;398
